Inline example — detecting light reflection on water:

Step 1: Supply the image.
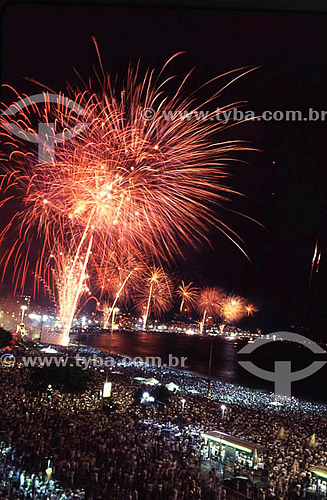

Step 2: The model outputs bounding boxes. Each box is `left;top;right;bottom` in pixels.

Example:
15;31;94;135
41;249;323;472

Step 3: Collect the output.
41;330;327;403
79;331;327;403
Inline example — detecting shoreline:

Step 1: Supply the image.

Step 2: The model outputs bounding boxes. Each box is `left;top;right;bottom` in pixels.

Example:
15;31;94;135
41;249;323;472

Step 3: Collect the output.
74;339;327;408
41;342;327;414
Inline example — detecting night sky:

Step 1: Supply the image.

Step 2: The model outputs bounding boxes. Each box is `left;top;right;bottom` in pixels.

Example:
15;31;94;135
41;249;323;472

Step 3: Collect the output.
0;4;326;335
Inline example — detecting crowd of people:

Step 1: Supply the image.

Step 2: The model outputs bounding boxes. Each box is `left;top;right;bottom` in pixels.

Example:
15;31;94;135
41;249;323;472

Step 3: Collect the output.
1;344;327;499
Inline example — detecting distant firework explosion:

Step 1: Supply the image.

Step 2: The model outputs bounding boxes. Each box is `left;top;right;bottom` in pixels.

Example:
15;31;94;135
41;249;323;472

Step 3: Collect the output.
0;53;255;344
97;299;112;331
177;281;199;312
245;303;258;316
197;287;225;334
221;294;246;324
136;266;173;330
96;246;145;329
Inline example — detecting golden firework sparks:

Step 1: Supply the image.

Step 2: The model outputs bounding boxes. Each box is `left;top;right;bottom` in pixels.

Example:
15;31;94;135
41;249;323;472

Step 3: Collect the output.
0;54;256;344
136;266;173;330
197;287;225;334
177;281;199;312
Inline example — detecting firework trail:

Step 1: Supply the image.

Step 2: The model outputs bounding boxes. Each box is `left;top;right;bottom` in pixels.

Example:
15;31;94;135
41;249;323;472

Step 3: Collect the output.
136;266;173;330
50;243;92;345
177;281;199;312
316;252;321;273
0;53;256;344
303;236;319;325
197;287;225;334
96;246;145;328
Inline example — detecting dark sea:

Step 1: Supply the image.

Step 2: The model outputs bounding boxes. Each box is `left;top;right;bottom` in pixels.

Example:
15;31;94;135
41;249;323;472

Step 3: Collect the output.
78;331;327;404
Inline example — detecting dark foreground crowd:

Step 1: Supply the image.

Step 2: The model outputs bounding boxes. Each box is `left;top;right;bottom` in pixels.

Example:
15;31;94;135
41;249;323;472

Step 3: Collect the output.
1;344;327;499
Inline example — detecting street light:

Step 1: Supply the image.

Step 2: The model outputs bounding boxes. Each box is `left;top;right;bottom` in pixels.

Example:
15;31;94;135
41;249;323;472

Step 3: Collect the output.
100;381;112;410
207;338;214;398
100;306;120;409
39;315;48;343
108;307;119;355
103;382;112;398
20;305;28;323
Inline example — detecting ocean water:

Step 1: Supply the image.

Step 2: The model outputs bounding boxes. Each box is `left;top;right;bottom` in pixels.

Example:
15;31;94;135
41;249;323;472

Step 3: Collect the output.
79;331;327;403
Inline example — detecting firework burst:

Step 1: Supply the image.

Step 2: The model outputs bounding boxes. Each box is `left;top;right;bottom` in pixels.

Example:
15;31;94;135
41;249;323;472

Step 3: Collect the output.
177;281;199;312
0;54;255;344
221;294;246;324
96;245;146;328
197;287;225;334
50;246;92;345
136;266;173;330
245;303;258;316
